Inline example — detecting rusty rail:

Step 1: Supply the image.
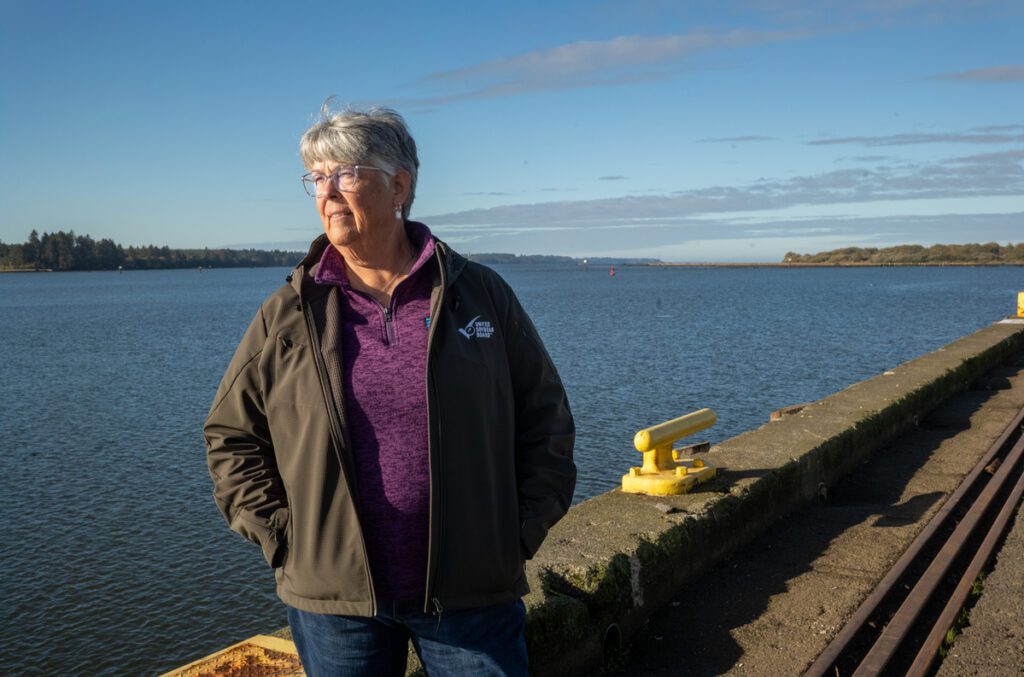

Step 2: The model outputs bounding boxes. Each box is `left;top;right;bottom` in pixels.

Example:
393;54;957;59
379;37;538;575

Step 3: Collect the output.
805;406;1024;676
905;458;1024;675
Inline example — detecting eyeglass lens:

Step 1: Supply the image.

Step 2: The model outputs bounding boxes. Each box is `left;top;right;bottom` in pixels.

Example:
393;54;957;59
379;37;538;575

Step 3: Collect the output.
304;168;359;197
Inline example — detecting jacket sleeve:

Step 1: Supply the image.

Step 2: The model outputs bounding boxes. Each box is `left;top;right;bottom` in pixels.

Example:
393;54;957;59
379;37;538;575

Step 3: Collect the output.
502;286;577;559
204;305;289;567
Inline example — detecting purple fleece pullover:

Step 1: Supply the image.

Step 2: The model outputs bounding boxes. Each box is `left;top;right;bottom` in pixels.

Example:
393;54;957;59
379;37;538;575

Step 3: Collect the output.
314;222;436;601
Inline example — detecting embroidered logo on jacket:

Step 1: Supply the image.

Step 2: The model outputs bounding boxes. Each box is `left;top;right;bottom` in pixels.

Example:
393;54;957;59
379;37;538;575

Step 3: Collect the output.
458;315;494;339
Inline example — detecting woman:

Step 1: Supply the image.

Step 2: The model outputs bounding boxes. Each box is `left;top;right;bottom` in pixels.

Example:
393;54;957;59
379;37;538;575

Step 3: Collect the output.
204;105;576;676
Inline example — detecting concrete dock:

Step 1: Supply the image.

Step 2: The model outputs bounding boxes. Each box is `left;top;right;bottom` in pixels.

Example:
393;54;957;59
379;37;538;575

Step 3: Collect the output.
521;319;1024;676
627;327;1024;675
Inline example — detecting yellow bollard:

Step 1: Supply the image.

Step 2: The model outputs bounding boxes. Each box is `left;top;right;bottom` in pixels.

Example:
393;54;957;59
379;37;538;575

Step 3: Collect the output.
1018;291;1024;318
622;408;719;496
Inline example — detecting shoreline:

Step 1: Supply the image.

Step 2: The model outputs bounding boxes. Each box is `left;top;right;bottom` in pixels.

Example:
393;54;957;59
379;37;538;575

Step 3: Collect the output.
4;261;1023;274
643;261;1024;268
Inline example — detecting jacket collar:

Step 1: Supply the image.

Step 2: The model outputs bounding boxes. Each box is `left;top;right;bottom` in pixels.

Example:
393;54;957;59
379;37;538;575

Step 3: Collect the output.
287;223;467;298
433;237;467;287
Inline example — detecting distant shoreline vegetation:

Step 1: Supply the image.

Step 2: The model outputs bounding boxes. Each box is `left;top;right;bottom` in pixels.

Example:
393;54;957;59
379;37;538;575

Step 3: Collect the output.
0;230;303;271
781;242;1024;265
12;231;1017;272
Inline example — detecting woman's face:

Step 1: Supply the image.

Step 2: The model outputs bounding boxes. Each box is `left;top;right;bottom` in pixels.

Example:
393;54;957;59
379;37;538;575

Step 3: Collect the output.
309;161;408;252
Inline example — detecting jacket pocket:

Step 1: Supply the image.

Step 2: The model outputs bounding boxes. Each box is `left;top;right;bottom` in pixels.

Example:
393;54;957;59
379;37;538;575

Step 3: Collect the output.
269;506;290;569
276;513;291;570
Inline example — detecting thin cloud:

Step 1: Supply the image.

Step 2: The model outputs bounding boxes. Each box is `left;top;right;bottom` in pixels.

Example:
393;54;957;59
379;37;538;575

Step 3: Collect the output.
400;71;668;108
970;124;1024;132
425;31;798;82
939;149;1024;178
834;155;891;162
400;29;814;106
809;129;1024;146
599;175;629;181
699;135;774;143
933;65;1024;82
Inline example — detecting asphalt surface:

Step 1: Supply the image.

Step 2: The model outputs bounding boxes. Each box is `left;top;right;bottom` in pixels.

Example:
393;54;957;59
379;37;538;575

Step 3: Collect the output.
620;352;1024;676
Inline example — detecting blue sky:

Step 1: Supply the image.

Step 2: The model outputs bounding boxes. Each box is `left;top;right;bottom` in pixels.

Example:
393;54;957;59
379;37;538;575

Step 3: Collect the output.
1;0;1021;261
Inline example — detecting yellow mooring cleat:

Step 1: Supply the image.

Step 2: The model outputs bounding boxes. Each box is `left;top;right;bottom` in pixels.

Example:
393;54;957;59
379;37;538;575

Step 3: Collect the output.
621;408;718;496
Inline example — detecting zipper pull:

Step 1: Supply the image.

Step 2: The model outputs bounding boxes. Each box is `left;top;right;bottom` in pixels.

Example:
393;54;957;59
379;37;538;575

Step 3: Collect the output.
432;597;444;615
383;306;396;344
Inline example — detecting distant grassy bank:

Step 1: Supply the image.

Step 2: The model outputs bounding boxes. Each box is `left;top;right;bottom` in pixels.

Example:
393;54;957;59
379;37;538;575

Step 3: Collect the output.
650;260;1024;268
648;241;1024;267
781;242;1024;265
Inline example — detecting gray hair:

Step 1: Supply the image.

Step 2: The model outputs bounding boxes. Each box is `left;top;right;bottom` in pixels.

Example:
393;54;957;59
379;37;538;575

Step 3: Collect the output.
300;102;419;219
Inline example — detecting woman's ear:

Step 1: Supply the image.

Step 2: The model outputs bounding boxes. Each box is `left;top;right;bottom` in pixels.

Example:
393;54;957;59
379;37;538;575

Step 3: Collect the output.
391;168;412;205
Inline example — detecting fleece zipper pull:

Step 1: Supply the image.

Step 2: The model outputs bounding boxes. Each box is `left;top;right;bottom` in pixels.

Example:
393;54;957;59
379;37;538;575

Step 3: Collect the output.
383;306;396;344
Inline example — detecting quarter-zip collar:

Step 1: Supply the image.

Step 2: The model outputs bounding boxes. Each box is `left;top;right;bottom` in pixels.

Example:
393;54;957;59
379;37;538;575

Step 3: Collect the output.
288;223;466;299
313;221;437;292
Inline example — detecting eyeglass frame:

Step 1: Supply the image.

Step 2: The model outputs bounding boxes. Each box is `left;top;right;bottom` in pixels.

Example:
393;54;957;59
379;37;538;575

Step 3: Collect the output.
300;165;392;198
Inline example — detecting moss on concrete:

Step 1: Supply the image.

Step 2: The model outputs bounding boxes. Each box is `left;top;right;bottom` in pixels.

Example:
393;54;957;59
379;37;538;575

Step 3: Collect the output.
523;594;592;668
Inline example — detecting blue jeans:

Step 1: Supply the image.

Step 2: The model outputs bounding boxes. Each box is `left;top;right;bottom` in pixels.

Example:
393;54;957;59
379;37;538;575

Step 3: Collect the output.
287;599;528;676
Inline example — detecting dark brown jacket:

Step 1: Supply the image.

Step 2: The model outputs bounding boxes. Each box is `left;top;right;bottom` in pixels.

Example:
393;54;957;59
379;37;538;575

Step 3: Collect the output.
205;233;576;616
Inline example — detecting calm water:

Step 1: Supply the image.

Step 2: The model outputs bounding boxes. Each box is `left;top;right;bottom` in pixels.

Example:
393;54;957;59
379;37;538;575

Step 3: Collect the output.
1;264;1020;675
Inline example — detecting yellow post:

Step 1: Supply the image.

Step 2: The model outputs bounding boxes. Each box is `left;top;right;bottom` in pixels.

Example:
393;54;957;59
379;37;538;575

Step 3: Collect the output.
1018;291;1024;318
634;409;717;457
622;408;719;496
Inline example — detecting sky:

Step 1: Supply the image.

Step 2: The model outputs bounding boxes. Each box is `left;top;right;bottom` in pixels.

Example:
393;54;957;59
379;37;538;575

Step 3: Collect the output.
1;0;1021;262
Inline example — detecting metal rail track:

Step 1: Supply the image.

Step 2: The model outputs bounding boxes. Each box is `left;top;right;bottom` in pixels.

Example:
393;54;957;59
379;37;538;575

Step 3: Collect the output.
804;407;1024;677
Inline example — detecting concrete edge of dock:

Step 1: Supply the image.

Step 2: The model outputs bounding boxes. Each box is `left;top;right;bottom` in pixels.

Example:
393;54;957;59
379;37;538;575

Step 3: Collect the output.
517;319;1024;676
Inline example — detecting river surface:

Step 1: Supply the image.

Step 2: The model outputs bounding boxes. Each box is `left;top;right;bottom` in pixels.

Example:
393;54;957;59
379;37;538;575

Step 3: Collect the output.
1;264;1020;675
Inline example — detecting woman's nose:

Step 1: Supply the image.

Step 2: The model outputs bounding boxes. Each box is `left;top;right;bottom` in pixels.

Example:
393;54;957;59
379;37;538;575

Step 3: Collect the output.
322;178;345;199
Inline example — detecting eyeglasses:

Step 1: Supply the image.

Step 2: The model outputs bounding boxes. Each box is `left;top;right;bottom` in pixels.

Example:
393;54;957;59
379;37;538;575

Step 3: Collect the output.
301;165;391;198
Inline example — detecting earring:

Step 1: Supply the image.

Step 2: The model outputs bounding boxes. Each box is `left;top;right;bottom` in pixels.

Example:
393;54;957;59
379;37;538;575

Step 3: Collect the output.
394;203;403;218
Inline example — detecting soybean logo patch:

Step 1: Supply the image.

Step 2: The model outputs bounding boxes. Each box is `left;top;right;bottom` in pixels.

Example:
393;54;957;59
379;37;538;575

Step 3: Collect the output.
458;315;494;339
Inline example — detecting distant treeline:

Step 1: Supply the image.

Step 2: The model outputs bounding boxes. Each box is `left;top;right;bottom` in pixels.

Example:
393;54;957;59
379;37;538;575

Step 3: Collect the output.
0;230;302;271
783;242;1024;264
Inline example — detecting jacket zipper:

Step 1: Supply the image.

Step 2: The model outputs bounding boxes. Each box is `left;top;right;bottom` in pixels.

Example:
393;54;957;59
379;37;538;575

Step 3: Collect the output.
302;297;378;615
424;247;447;614
382;305;396;344
349;290;395;346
